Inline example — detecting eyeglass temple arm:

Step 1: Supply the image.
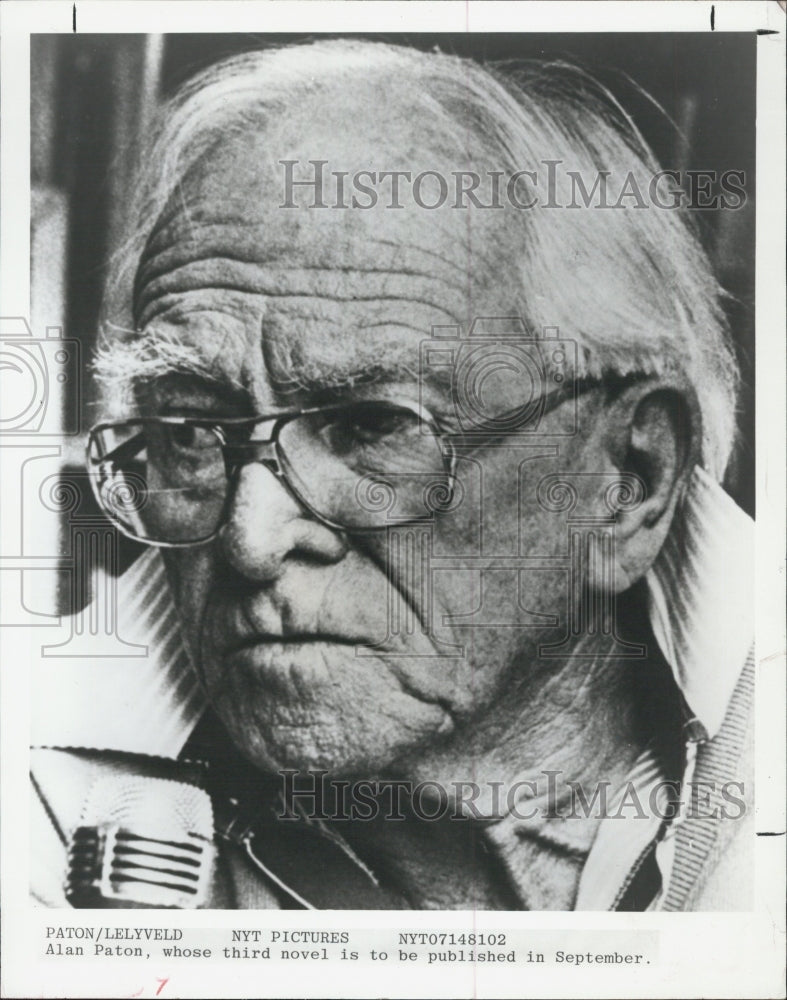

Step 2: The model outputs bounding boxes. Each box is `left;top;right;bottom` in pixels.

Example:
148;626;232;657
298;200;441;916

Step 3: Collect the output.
440;378;588;440
442;375;634;441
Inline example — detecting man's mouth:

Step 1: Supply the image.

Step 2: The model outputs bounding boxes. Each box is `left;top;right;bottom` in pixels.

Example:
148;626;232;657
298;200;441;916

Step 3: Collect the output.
225;632;370;655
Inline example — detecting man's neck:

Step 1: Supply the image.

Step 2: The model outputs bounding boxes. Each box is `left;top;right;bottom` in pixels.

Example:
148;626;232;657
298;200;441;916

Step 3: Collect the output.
186;606;679;910
337;623;677;909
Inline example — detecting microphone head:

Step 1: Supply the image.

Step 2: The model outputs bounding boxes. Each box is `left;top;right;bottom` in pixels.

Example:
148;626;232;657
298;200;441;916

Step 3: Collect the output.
66;773;215;908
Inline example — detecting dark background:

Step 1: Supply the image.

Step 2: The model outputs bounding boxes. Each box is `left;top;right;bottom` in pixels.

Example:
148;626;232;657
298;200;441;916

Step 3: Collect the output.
31;33;756;581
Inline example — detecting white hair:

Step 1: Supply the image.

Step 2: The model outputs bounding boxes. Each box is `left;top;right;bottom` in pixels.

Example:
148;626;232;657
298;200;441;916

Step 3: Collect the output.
97;38;739;479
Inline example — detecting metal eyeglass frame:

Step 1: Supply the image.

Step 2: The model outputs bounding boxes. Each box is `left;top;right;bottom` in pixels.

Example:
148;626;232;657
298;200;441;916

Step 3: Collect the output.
87;378;602;549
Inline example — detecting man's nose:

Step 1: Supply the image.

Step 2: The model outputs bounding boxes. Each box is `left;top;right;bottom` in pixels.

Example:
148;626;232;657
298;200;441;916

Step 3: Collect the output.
219;462;347;582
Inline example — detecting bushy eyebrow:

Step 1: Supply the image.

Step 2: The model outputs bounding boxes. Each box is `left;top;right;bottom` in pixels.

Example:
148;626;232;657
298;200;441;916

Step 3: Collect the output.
265;361;428;401
94;323;451;416
261;322;445;397
93;326;241;408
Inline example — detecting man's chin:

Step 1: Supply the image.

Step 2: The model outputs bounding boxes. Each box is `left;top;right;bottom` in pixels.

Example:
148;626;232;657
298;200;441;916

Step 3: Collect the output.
206;687;451;781
212;724;391;780
199;641;454;775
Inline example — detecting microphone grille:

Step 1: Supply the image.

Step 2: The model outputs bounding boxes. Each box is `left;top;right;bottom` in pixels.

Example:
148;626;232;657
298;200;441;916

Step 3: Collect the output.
82;772;214;836
66;773;215;908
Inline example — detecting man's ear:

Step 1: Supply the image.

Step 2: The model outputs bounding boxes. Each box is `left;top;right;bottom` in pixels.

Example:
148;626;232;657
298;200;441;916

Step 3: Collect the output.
598;379;701;592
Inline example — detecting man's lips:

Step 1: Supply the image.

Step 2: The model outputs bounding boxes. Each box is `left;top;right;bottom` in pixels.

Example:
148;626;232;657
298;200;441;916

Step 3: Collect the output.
225;632;367;655
214;589;441;661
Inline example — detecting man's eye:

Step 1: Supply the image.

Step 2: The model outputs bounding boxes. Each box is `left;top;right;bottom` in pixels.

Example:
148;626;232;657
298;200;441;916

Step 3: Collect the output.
159;424;218;454
332;406;419;446
349;408;407;437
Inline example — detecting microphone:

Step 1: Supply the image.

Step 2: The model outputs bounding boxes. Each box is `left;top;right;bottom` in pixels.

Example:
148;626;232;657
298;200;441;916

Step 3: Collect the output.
65;773;215;908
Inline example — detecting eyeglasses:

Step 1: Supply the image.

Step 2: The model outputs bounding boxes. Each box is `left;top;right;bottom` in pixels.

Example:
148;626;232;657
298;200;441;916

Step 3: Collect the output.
86;381;601;548
87;398;461;546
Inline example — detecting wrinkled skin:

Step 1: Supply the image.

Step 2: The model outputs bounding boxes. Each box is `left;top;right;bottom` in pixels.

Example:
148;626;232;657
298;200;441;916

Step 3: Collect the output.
131;86;688;907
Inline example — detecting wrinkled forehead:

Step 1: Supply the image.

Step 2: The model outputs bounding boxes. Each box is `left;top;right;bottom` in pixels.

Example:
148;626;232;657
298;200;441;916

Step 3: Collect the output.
132;96;524;402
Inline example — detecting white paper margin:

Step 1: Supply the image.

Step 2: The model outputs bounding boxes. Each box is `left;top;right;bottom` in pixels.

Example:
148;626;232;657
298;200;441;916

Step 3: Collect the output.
1;3;784;998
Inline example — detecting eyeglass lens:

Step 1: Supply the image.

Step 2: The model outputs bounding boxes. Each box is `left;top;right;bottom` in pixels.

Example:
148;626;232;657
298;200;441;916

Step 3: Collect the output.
89;403;453;543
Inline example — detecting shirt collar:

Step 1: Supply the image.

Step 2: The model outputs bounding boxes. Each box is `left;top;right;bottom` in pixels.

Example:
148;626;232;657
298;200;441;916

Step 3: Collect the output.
646;465;753;740
575;467;753;910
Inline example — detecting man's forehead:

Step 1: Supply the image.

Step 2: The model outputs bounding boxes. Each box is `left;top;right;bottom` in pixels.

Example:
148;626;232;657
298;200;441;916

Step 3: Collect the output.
137;296;452;405
134;96;524;404
150;111;507;252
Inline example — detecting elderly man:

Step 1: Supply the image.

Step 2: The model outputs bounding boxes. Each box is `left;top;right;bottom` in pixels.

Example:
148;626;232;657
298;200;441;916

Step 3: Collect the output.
31;39;753;911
